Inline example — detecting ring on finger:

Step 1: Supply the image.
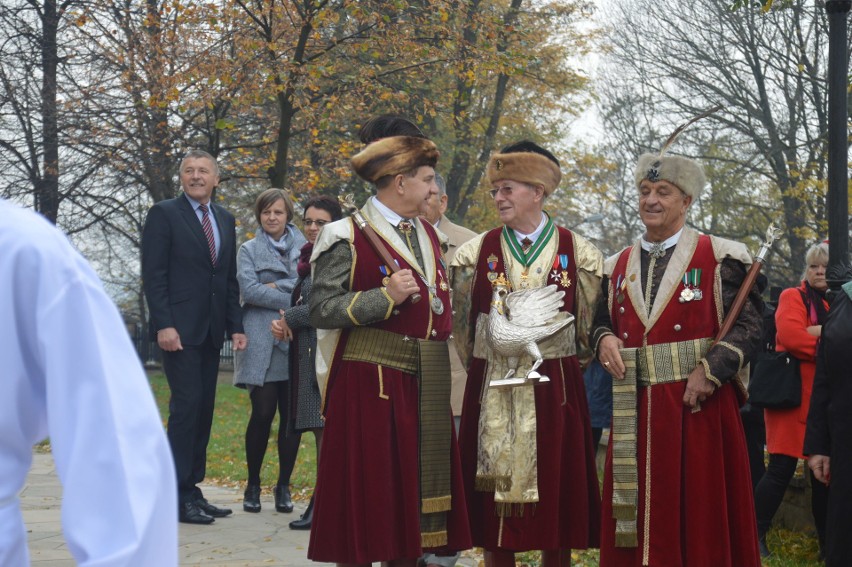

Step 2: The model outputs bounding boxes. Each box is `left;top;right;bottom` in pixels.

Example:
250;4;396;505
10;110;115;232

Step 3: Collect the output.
604;361;610;367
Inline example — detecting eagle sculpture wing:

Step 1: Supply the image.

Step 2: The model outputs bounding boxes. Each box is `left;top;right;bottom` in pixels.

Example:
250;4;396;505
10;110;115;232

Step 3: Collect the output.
505;284;566;328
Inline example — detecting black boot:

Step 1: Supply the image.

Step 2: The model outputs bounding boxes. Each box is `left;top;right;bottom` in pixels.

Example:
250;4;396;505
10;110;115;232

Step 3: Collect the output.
758;533;771;558
274;484;294;513
243;484;261;513
289;495;314;529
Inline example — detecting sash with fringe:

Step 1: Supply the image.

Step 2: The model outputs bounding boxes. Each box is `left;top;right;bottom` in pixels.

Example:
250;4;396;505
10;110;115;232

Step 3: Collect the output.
612;337;713;547
342;326;452;547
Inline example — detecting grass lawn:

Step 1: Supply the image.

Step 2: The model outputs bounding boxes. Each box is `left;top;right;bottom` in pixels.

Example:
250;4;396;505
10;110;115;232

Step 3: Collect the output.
147;371;822;567
149;371;318;502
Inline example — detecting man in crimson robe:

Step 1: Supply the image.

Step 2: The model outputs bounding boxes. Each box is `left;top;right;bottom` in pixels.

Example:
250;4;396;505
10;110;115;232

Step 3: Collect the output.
593;152;763;566
450;141;603;566
307;117;471;565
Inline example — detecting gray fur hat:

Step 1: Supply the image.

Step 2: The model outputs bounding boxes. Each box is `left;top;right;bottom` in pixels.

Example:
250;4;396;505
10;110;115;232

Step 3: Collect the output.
634;153;706;200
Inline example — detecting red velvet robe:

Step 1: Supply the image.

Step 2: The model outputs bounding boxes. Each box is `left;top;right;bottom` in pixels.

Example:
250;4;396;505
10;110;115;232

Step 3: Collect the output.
458;227;601;551
308;220;471;563
599;235;760;567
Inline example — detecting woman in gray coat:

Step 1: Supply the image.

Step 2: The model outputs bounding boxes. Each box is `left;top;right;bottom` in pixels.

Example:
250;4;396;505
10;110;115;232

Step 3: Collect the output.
234;188;306;514
271;195;342;530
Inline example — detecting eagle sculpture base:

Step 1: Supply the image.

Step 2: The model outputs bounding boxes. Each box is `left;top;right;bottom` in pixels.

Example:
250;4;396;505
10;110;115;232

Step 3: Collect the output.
489;371;551;389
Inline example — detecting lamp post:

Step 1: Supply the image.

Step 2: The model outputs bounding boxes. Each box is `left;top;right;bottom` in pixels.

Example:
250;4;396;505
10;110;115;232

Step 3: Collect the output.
825;0;851;290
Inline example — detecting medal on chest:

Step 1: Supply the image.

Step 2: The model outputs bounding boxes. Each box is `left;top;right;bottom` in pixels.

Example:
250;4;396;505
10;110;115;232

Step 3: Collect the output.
679;268;703;303
549;254;572;288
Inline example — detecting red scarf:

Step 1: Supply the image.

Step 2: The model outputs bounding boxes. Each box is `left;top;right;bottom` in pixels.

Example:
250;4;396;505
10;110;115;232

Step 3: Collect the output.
297;241;313;278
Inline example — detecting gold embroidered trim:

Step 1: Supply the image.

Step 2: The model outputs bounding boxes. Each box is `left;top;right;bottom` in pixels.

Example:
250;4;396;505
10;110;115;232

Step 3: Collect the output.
644;257;657;317
349;245;357;289
495;501;527;518
700;358;722;388
635;338;714;386
713;264;724;327
346;291;363;326
421;530;448;548
642;385;652;566
474;474;511;492
613;338;714;552
594;330;615;356
612;348;638;547
379;287;395;319
377;365;389;400
718;340;745;369
422;495;451;514
342;327;420;374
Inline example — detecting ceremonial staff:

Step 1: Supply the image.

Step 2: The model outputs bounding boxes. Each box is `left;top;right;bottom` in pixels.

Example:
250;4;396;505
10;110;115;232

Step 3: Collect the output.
691;224;781;414
338;193;422;303
713;224;781;344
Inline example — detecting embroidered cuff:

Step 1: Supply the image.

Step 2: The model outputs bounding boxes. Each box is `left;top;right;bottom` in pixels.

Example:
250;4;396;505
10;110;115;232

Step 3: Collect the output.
700;358;722;388
593;329;615;356
380;287;395;319
346;291;363;326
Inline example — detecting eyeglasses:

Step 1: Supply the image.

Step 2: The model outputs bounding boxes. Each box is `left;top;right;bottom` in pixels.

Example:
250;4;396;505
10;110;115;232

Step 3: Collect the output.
488;186;513;199
303;219;328;227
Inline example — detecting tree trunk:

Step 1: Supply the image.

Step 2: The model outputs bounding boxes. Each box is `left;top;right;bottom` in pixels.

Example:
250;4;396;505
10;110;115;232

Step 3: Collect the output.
38;0;60;223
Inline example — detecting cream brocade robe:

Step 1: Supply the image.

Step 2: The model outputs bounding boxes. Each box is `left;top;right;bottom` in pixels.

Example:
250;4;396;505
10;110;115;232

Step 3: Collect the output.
450;227;602;509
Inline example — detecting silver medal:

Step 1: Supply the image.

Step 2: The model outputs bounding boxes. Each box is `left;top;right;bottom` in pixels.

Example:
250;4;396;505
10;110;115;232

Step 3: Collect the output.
431;295;445;315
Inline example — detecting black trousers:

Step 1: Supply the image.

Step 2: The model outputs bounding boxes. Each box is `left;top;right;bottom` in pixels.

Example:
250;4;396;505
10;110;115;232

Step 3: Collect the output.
740;402;766;492
161;335;221;504
754;453;829;550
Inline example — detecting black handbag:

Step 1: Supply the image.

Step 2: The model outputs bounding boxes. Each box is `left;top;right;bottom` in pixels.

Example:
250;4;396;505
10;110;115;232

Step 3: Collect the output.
748;351;802;409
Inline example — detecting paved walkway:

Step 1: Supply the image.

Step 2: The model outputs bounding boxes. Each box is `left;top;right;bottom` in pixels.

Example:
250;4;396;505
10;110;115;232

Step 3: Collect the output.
23;452;324;566
23;452;482;566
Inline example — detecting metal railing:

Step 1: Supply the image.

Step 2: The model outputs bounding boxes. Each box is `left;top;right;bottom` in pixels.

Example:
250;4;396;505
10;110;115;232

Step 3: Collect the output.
131;325;235;368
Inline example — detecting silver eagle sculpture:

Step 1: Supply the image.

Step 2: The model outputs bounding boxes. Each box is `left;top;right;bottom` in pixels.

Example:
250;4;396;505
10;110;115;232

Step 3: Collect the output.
485;279;575;388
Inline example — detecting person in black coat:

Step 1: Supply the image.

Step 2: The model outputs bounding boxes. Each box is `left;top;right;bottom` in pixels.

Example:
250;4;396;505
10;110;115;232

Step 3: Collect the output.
804;280;852;566
142;149;247;525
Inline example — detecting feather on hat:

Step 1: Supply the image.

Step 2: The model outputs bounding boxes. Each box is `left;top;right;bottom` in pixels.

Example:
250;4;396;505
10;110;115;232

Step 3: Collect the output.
634;105;722;200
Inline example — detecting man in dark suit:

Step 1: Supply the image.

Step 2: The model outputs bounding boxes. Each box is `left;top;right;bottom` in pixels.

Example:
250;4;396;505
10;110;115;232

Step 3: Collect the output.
142;149;247;525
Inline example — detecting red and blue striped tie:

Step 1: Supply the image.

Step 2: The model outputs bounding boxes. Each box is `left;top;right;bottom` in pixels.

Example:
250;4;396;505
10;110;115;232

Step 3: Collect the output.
199;203;217;265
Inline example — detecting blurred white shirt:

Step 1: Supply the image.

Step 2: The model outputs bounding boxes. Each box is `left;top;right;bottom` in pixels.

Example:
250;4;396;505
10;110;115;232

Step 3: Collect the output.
0;199;177;566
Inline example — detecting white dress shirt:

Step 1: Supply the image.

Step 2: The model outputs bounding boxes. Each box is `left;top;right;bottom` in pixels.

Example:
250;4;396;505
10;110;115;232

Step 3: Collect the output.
0;199;177;566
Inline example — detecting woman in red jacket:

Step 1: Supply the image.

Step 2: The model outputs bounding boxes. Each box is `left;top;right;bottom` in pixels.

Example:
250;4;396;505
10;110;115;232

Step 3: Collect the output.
755;242;829;558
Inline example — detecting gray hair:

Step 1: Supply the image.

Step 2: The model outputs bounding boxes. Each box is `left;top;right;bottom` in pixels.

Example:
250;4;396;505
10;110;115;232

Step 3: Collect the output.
435;172;447;197
181;149;219;177
801;241;829;279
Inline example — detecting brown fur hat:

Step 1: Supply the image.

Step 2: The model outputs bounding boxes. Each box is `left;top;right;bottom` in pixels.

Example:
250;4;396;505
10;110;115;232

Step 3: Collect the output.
486;149;562;196
351;136;439;183
635;153;706;200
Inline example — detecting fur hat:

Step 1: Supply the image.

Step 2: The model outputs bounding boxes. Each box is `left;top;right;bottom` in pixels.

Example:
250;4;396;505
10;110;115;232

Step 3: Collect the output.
486;150;562;195
350;136;439;183
634;153;706;200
